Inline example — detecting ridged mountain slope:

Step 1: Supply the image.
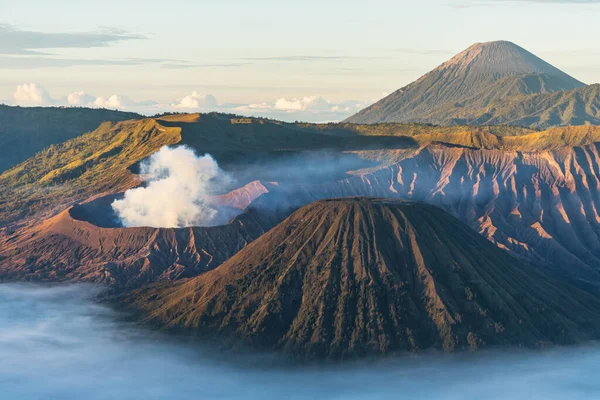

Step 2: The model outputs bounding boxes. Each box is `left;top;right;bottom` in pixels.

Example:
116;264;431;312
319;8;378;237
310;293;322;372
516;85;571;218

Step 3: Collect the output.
123;198;600;359
6;118;600;290
0;113;415;229
255;138;600;283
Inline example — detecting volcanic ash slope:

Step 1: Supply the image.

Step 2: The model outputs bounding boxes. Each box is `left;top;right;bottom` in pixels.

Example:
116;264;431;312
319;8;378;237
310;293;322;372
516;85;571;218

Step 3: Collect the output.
123;198;600;359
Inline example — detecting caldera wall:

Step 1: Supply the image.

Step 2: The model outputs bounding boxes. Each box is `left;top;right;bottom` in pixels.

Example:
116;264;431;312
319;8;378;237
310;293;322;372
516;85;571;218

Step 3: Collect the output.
252;143;600;282
0;198;274;291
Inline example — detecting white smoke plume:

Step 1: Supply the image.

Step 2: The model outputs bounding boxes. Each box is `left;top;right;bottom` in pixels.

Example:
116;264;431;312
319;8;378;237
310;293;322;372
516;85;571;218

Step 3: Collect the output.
111;145;231;228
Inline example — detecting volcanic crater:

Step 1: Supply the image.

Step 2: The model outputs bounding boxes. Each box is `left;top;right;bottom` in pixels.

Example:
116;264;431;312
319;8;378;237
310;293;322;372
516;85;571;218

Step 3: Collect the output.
0;192;277;292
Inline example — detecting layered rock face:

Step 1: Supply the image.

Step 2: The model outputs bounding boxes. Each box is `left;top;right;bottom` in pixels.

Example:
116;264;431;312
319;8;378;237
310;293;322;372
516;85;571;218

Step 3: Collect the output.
123;198;600;359
249;143;600;282
5;111;600;292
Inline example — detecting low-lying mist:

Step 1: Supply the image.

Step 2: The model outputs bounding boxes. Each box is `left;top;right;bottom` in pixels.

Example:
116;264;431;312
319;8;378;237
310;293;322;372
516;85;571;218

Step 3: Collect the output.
2;283;600;400
222;150;377;187
112;146;232;228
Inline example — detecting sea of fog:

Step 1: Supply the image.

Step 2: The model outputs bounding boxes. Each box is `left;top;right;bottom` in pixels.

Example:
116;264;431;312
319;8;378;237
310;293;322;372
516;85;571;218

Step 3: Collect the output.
1;283;600;400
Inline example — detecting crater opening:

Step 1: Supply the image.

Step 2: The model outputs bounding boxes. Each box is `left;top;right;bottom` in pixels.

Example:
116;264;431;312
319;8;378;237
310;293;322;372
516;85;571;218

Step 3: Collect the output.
69;194;124;228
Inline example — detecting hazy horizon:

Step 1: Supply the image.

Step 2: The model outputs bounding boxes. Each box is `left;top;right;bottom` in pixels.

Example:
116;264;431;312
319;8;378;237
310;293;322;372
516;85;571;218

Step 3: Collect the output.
1;0;600;122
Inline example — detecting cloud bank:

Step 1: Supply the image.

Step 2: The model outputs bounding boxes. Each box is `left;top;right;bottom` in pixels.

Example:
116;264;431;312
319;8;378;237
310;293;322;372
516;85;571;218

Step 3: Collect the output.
67;91;96;106
111;146;232;228
238;96;370;122
13;84;158;109
3;283;600;400
93;94;135;109
10;84;371;122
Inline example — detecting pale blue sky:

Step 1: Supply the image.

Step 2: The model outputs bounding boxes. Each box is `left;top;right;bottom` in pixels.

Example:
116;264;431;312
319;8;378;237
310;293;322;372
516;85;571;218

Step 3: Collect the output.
1;0;599;121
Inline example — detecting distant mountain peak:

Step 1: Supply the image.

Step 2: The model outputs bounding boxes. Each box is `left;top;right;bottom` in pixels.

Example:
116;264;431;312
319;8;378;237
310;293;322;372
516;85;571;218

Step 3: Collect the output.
438;40;581;82
345;41;592;126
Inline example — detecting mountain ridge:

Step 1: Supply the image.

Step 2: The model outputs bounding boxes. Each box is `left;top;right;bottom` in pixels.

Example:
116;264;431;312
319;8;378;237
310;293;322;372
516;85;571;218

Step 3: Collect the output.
0;112;546;229
0;105;141;173
435;41;583;87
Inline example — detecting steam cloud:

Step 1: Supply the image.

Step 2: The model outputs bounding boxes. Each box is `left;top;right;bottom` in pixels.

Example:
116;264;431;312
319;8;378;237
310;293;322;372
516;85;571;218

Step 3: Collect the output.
111;145;231;228
2;283;600;399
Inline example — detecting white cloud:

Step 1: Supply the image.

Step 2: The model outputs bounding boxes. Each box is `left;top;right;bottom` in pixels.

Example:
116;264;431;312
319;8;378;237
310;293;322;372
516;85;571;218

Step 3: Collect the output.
237;96;372;122
9;83;375;122
172;91;217;109
93;94;135;109
13;83;54;106
273;96;331;111
67;91;95;106
0;24;144;56
12;84;144;110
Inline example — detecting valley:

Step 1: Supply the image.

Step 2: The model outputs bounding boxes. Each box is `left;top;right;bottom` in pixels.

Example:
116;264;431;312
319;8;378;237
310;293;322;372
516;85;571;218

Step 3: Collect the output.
4;283;600;400
5;114;600;292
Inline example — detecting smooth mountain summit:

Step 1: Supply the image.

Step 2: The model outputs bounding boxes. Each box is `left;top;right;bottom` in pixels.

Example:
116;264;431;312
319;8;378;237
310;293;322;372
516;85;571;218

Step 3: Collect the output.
430;40;583;89
346;41;600;127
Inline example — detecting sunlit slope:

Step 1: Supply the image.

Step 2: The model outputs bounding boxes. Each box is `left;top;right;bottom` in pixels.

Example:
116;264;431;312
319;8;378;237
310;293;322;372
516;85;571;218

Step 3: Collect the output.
124;198;600;359
0;113;412;227
270;136;600;281
0;119;182;226
0;105;141;172
5;113;600;291
4;113;600;228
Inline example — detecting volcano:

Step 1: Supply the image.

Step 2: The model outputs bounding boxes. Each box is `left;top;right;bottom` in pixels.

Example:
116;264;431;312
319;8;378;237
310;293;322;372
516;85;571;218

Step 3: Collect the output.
0;195;276;292
123;198;600;359
345;41;600;128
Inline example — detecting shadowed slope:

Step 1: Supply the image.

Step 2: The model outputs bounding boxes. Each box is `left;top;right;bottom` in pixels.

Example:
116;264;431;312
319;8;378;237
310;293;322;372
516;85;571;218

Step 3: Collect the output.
5;115;600;290
4;111;600;229
123;198;600;359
